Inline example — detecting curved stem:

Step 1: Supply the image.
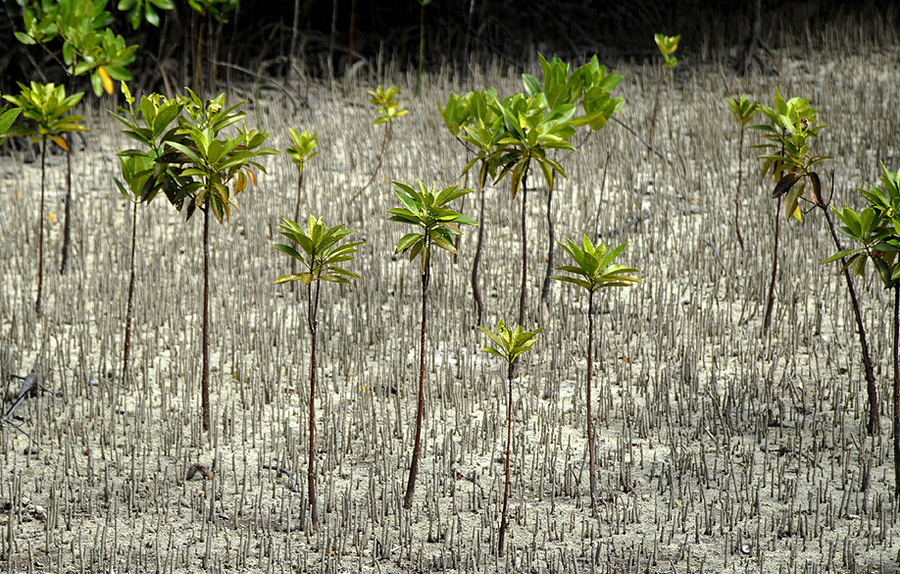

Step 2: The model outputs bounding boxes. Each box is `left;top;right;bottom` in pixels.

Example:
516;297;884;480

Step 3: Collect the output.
821;206;878;435
347;123;392;211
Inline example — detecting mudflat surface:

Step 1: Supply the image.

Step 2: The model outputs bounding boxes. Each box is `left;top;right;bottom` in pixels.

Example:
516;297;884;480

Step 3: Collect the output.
1;46;899;573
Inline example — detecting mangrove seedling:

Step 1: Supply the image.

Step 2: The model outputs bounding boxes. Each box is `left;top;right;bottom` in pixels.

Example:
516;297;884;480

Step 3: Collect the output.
826;165;900;493
725;94;759;250
346;85;407;211
753;89;825;335
273;216;363;529
388;179;476;509
285;128;319;274
552;236;640;510
478;319;543;556
160;89;278;431
111;82;183;384
649;33;679;146
4;82;87;315
439;89;502;324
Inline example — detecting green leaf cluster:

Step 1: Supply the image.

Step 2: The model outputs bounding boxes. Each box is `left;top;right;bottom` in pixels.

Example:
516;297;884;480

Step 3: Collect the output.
827;165;900;288
3;81;88;150
117;0;174;29
552;236;642;292
752;89;830;221
112;85;278;222
478;319;543;365
388;180;477;271
111;82;184;204
368;85;408;126
725;94;759;128
15;0;137;96
273;216;363;287
165;90;279;222
654;34;680;68
439;54;623;195
285;128;318;172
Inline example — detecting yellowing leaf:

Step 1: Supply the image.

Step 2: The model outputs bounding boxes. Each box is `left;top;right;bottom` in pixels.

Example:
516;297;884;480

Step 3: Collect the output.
99;67;114;95
48;134;68;151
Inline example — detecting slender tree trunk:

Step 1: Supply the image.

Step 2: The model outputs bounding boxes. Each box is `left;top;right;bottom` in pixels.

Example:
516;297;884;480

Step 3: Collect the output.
201;207;211;431
307;282;320;528
60;133;73;274
821;207;878;434
540;183;555;310
518;174;528;326
472;181;485;325
36;137;46;316
763;197;781;335
122;201;137;383
404;263;430;509
893;286;899;498
587;289;597;511
498;360;514;556
734;126;745;250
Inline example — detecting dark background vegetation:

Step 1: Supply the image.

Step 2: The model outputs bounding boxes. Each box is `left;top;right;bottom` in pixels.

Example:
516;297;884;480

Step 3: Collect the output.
0;0;897;96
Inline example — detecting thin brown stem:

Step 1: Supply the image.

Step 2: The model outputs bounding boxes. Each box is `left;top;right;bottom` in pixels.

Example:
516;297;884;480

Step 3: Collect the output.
36;136;46;316
587;288;597;512
763;197;781;336
893;286;899;498
404;262;429;509
122;201;137;384
540;182;555;311
518;174;528;326
346;123;392;211
308;281;320;528
472;182;485;325
821;206;878;435
60;134;73;273
735;126;745;250
201;206;211;431
498;360;513;556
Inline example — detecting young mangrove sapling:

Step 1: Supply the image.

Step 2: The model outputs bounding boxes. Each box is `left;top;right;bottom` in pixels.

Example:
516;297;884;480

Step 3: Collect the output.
273;215;363;529
552;235;641;511
478;319;543;556
388;179;476;509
